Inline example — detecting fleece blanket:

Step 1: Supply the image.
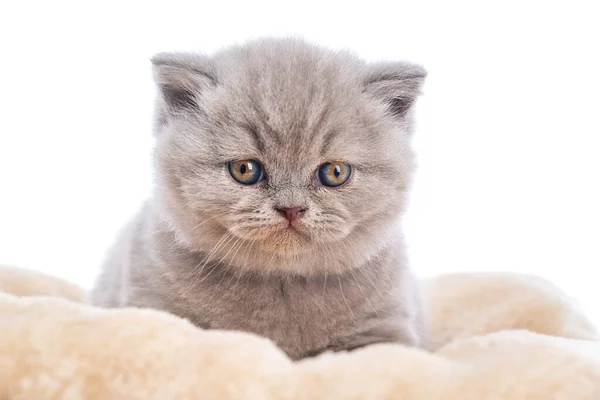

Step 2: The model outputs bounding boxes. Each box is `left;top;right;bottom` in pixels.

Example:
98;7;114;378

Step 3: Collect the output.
0;265;599;399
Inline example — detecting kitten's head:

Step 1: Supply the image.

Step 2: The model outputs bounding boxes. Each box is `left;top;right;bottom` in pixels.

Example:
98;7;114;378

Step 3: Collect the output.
151;38;426;275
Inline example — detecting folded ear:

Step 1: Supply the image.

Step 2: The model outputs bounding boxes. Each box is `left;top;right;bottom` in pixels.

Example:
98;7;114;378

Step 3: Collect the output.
151;52;217;114
363;61;427;118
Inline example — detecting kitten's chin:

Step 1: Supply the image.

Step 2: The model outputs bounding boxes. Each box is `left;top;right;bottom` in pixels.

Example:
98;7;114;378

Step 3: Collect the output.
230;226;310;254
226;223;354;261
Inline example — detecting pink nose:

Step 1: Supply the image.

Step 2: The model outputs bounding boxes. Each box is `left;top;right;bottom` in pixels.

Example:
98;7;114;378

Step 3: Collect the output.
276;207;306;223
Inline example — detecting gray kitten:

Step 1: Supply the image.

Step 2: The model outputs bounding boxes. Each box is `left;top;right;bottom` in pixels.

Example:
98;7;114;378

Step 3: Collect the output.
90;38;427;360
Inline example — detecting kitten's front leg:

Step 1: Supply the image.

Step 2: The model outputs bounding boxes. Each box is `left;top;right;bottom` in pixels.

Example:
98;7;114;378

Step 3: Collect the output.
304;321;424;359
344;320;425;352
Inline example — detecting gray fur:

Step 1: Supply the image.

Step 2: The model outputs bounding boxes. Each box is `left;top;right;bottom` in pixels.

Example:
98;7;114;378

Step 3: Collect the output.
90;38;427;360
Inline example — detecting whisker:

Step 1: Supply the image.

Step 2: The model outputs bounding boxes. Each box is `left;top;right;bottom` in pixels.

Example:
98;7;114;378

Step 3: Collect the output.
199;225;247;283
213;236;247;290
337;271;355;318
183;232;235;293
319;242;329;301
234;238;260;286
190;211;229;232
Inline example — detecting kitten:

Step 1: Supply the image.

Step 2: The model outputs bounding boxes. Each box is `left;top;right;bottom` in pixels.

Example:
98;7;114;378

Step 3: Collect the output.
90;38;427;360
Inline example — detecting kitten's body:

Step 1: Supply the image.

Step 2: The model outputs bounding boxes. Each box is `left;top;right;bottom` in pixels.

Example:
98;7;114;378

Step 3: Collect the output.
93;204;423;359
90;38;427;360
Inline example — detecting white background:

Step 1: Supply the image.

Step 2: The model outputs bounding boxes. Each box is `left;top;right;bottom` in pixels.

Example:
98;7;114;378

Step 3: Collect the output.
1;2;598;324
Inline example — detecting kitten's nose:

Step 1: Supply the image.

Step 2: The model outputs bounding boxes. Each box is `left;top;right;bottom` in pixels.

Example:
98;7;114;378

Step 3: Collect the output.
275;207;306;223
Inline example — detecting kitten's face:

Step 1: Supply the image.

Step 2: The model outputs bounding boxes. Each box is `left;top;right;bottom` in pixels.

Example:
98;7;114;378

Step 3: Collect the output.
152;39;425;274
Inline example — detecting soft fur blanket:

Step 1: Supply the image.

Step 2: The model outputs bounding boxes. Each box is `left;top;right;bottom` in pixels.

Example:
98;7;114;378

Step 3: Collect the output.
1;265;599;399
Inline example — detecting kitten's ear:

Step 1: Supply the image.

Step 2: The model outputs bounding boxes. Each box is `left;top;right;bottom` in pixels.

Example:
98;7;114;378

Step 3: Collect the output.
363;62;427;118
151;52;217;113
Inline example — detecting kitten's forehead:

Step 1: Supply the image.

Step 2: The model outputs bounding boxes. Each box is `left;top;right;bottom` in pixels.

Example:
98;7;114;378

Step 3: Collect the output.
211;40;383;165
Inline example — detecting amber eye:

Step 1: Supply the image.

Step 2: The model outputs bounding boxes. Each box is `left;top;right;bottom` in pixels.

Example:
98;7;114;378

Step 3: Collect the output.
228;160;264;185
317;162;352;188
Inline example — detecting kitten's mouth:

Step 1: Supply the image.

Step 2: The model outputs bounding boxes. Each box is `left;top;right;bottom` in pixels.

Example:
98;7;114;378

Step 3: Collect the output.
227;222;309;245
281;220;299;232
273;220;310;242
278;218;310;237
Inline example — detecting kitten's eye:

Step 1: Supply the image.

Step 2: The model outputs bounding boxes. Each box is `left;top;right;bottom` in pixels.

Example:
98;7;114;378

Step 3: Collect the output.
228;160;264;185
317;162;352;188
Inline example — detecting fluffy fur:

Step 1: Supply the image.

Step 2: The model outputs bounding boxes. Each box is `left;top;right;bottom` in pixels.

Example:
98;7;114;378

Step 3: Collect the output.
2;266;599;399
90;38;427;360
